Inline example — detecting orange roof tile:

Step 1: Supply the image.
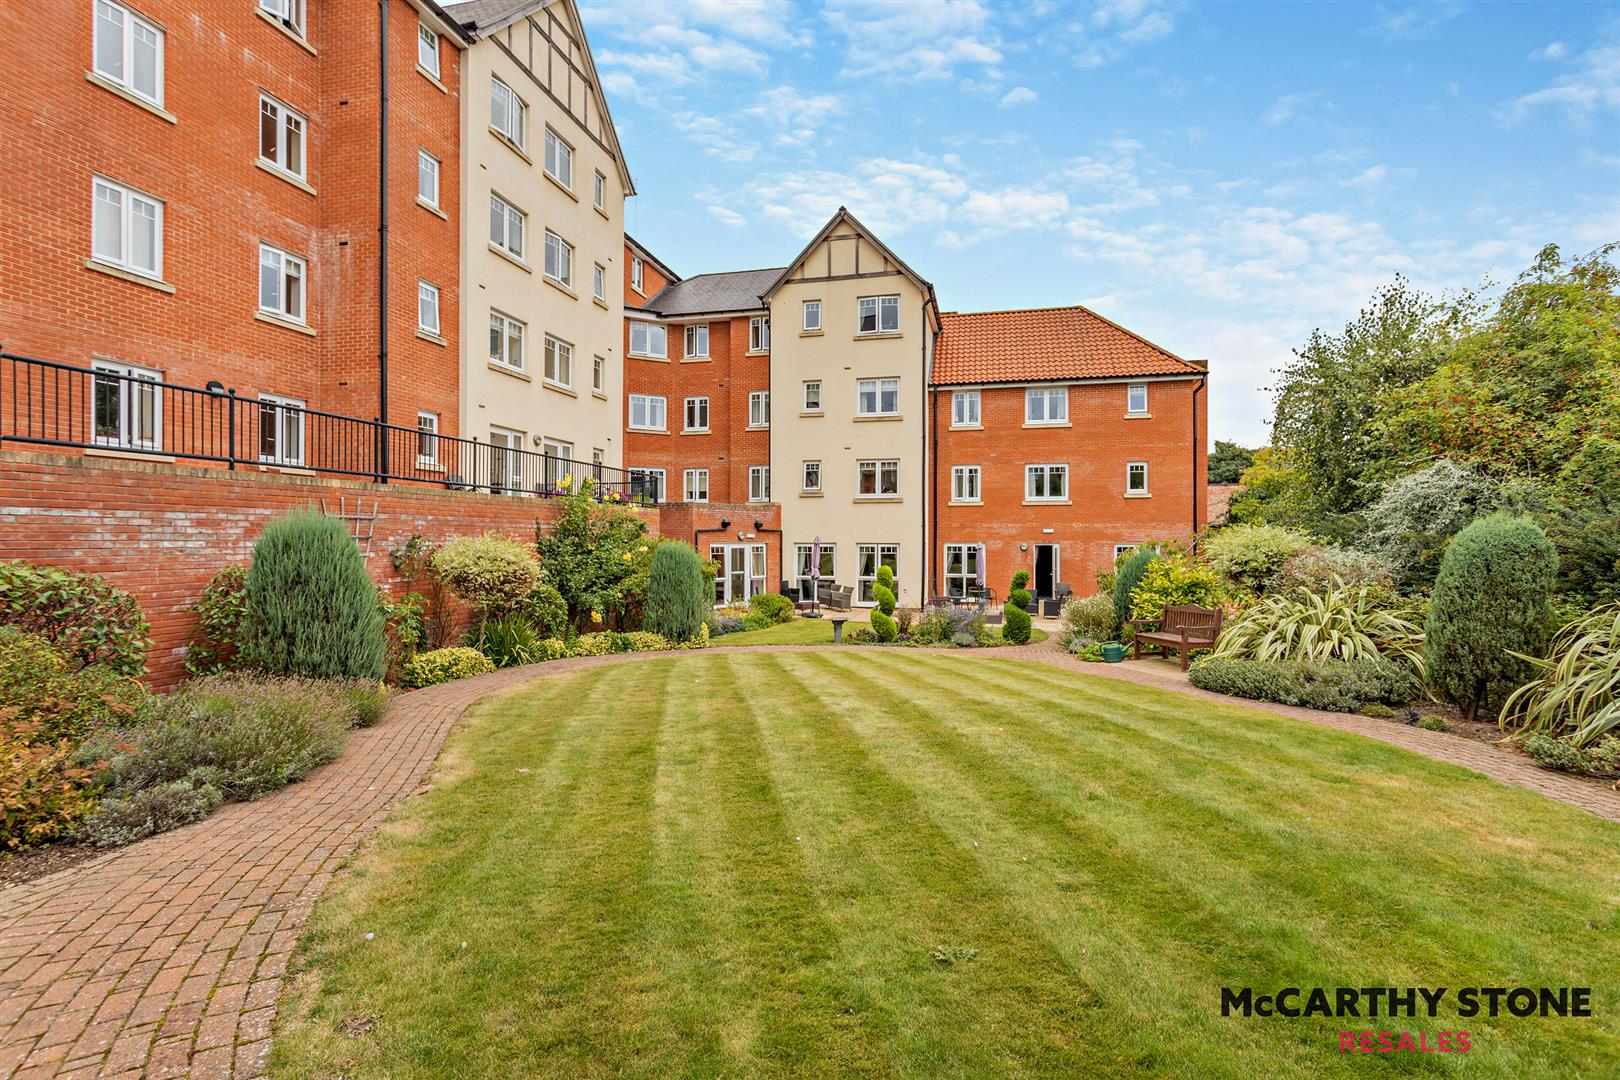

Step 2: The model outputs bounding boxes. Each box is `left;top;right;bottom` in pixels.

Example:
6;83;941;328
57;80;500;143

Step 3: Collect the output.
933;305;1201;385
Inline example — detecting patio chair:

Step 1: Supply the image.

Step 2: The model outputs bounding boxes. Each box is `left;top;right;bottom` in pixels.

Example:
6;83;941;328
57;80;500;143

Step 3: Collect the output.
819;583;853;612
780;579;800;604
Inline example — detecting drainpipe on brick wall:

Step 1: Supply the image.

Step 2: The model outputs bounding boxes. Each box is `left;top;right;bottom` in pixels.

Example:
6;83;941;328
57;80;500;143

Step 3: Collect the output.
376;0;391;481
1191;374;1205;546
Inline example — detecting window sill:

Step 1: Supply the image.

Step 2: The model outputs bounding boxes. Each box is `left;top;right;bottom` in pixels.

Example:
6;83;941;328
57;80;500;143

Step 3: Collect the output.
1024;499;1072;506
594;204;611;221
490;127;532;165
628;353;669;363
489;243;531;273
544;170;579;202
854;496;903;503
949;423;983;431
1125;412;1152;420
255;159;316;195
543;380;577;398
415;459;445;472
800;329;824;338
256;8;316;55
1124;491;1152;499
543;275;578;300
854;331;902;341
592;390;609;401
416;65;447;94
593;297;610;311
488;361;530;382
255;310;315;336
746;348;769;356
948;500;982;507
417;329;447;346
417;197;447;220
1023;421;1072;429
680;429;710;436
800;491;824;498
86;447;176;464
854;414;902;423
799;410;824;418
258;463;315;476
680;356;711;364
84;259;175;294
746;424;769;432
84;72;176;123
628;426;668;435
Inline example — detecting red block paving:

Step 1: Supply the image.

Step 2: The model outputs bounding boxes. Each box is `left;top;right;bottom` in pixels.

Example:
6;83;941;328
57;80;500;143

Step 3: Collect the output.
3;644;1616;1078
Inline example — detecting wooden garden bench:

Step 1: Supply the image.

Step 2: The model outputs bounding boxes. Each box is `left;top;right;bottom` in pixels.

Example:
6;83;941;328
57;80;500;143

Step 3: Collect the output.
1129;603;1223;670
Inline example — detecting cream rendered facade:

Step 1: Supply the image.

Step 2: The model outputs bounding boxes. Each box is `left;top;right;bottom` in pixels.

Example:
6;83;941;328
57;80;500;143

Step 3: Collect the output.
765;211;939;607
454;0;631;478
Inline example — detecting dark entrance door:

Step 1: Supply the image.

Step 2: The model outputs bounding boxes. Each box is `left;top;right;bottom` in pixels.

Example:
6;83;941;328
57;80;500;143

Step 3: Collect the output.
1034;544;1057;600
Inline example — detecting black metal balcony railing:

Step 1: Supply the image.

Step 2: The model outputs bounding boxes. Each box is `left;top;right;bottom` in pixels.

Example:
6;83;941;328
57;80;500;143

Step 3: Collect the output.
0;352;657;504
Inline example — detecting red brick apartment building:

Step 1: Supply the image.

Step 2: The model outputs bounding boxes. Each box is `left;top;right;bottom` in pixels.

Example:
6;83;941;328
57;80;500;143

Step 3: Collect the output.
624;218;1208;607
0;0;469;472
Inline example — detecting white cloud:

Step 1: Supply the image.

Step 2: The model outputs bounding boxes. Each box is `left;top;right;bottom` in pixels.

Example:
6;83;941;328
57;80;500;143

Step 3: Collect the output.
708;205;746;228
672;112;756;163
1506;42;1620;121
999;86;1038;108
824;0;1003;80
745;86;844;129
1342;163;1389;190
1264;91;1322;125
1071;0;1178;68
1530;41;1569;62
1368;2;1464;41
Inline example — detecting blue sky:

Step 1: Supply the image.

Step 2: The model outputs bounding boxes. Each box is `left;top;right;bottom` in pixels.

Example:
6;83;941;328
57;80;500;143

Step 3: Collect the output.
577;0;1620;446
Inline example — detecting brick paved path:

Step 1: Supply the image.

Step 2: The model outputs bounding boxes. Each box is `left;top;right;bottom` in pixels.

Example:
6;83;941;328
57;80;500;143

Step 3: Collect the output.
3;644;1616;1078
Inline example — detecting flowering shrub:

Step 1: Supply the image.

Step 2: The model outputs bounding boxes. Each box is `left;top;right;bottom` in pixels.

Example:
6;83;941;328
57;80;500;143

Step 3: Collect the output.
1272;546;1397;595
401;647;494;688
1058;594;1116;647
0;560;149;676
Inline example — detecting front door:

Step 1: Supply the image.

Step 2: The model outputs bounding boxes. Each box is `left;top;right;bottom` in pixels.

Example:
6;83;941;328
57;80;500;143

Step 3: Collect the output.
1033;544;1058;600
711;544;767;605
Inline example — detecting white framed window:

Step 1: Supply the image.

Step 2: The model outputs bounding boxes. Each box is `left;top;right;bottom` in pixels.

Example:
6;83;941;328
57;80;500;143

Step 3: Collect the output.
593;355;605;394
857;544;899;604
1026;387;1069;424
593;170;606;210
91;177;162;280
794;542;836;599
543;128;574;189
749;466;770;502
489;193;525;259
416;411;439;465
802;460;821;492
749;316;770;352
943;543;983;598
629;394;666;432
684;323;709;358
858;459;899;497
630;255;644;293
417;281;440;335
749;391;770;428
803;380;822;412
683;468;709;503
1114;543;1140;561
417;22;439;78
488;426;525;495
543;230;573;288
684;396;709;432
258;392;305;466
258;94;306;180
543;334;573;388
92;361;162;451
258;0;304;36
630;467;665;501
857;295;900;335
593;263;606;302
1026;463;1069;501
489;310;525;370
629;321;667;358
93;0;163;106
417;150;440;208
257;244;305;323
490;77;526;149
802;300;821;332
951;465;981;503
1127;383;1149;416
541;438;573;492
952;390;980;427
857;377;900;417
1127;461;1150;495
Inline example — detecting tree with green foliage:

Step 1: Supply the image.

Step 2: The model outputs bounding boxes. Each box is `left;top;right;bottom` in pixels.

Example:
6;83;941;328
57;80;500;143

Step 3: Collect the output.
534;491;653;629
1003;571;1033;644
643;543;709;644
1203;524;1315;593
1425;513;1558;722
1208;440;1256;485
1221;449;1334;535
1356;460;1498;592
870;565;899;642
238;512;386;680
1112;547;1158;631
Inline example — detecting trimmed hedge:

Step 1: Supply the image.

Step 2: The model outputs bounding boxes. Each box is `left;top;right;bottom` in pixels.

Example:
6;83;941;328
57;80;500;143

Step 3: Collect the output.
1189;657;1420;713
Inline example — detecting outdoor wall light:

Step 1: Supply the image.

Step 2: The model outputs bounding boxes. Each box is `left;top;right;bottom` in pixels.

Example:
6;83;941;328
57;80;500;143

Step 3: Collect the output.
719;518;731;530
1019;542;1029;551
754;519;764;531
206;380;225;394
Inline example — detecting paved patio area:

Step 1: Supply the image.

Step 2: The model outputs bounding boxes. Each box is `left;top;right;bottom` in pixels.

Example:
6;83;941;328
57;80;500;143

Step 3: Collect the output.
2;641;1615;1077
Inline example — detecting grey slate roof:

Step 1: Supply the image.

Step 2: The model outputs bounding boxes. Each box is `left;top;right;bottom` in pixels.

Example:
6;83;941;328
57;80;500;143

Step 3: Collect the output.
442;0;539;32
639;268;785;317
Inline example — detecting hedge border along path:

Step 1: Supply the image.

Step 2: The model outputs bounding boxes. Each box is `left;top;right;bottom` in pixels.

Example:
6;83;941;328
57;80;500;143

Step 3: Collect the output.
3;643;1618;1078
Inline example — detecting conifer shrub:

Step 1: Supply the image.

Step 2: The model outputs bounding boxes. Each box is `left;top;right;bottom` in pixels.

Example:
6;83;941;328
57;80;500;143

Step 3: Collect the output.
1425;513;1557;722
643;543;710;643
1112;547;1158;631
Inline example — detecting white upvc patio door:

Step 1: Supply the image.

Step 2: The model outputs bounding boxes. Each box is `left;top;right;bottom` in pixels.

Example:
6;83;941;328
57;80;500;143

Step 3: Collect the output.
711;543;767;605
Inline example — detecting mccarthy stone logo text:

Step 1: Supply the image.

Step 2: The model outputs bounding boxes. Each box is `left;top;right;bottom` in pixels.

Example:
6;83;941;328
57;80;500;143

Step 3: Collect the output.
1221;986;1593;1019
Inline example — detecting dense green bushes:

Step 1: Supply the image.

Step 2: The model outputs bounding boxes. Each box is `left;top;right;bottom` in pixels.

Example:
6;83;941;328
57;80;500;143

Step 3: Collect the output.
239;513;386;680
1059;593;1116;647
0;560;149;676
1203;525;1315;593
0;627;146;745
402;647;495;688
433;533;542;621
185;566;249;675
1499;603;1619;748
1211;584;1425;674
1112;547;1157;630
1425;513;1557;721
870;566;899;642
1003;571;1033;645
1272;545;1396;594
1190;657;1420;713
643;543;710;643
1128;557;1223;623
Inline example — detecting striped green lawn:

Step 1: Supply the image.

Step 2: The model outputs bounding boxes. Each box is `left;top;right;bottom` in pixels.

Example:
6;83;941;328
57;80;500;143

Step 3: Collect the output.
274;651;1620;1079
